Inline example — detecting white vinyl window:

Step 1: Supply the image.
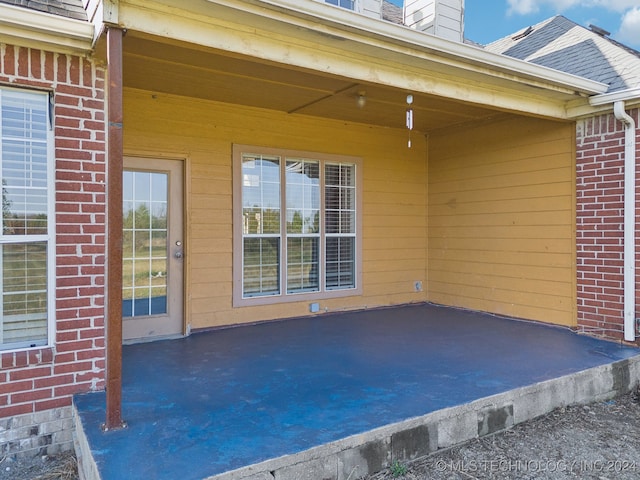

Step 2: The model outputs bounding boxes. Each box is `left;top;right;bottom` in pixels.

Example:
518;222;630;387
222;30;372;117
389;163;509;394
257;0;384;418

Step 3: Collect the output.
325;0;356;10
233;145;361;306
0;88;54;351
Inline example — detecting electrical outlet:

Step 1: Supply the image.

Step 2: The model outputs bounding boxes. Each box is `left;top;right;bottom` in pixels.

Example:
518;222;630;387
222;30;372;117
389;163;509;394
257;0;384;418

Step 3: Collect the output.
414;281;423;292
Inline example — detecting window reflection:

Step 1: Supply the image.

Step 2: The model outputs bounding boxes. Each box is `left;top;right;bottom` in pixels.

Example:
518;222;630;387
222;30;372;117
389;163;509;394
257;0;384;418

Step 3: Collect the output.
122;171;169;317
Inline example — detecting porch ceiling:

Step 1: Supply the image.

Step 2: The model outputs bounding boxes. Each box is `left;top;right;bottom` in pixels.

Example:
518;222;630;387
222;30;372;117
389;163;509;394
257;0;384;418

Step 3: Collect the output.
122;33;504;133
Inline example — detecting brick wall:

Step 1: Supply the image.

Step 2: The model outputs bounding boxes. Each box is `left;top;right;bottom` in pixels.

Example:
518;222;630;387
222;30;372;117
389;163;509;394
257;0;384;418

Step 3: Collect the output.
576;108;640;342
0;43;106;454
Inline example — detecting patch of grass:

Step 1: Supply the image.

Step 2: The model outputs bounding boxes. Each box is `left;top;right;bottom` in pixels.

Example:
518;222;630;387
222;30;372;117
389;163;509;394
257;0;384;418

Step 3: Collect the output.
389;460;408;478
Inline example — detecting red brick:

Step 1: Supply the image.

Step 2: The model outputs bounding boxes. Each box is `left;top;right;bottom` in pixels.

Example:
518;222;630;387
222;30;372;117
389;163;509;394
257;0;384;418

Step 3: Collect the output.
40;348;54;363
55;383;92;397
56;54;67;82
81;141;106;151
53;361;93;375
31;49;42;79
56;331;78;343
3;44;16;76
55;148;92;161
79;307;104;318
0;379;33;395
10;366;52;382
17;46;28;77
11;388;52;404
56;116;81;129
55;255;93;266
14;351;28;368
82;58;93;87
0;404;33;418
56;203;80;213
57;298;91;310
34;374;74;389
56;318;91;330
56;192;94;203
53;352;75;364
56;339;94;354
82;120;104;131
79;328;104;340
76;349;104;361
35;396;73;412
76;372;101;383
56;266;80;277
1;353;14;369
44;50;54;81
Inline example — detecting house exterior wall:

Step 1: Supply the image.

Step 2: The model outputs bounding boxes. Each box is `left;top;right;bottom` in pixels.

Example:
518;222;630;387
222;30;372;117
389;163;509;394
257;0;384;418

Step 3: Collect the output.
428;115;576;326
0;42;105;455
123;88;428;330
576;108;640;341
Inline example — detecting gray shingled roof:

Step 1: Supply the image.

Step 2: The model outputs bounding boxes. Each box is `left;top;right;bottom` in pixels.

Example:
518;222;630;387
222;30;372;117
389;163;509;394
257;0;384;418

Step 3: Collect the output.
0;0;87;21
382;0;403;25
485;15;640;93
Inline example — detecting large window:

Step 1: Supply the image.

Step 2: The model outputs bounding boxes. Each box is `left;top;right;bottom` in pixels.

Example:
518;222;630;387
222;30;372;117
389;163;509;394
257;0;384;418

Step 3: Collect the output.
233;145;361;306
0;88;53;351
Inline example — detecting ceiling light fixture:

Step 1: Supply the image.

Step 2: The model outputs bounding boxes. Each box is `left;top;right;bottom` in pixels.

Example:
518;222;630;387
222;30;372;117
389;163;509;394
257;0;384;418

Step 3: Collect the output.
356;91;366;108
406;94;414;148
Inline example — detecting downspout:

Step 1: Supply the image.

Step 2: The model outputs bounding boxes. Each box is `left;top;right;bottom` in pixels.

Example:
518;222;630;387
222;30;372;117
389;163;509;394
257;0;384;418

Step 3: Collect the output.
614;101;637;342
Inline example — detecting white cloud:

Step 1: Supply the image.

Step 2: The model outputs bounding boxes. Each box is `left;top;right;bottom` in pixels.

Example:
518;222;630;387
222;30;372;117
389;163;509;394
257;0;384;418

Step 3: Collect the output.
507;0;640;16
507;0;579;16
617;7;640;47
589;1;640;13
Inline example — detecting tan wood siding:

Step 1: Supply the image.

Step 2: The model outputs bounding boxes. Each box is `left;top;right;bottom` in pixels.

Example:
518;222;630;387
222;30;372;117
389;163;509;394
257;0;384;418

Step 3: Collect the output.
124;89;428;329
428;116;576;326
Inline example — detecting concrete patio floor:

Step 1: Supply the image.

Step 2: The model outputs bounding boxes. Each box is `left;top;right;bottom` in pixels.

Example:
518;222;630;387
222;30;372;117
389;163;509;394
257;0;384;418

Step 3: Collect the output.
73;303;640;480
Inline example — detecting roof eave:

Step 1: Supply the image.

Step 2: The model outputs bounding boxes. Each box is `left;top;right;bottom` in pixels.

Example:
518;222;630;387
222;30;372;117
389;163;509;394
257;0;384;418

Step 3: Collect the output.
230;0;608;96
0;3;94;54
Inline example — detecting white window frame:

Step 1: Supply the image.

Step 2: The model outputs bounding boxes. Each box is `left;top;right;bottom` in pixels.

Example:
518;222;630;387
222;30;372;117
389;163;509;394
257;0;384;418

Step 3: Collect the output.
233;145;362;307
324;0;358;12
0;87;55;352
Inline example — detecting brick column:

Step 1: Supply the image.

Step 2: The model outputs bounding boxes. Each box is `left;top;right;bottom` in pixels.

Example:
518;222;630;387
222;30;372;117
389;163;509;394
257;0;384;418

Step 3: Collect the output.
576;109;640;342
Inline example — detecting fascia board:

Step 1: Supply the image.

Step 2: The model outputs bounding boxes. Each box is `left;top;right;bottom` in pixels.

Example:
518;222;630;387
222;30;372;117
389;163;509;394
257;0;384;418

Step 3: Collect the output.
0;3;94;54
566;88;640;118
589;87;640;107
204;0;608;96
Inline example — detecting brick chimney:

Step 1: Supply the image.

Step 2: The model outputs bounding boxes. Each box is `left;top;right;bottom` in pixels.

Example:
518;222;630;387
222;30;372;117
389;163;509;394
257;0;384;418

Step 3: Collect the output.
404;0;465;42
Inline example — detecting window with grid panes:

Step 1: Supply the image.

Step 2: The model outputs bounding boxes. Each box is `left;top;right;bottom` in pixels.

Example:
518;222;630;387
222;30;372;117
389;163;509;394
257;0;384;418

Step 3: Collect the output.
0;88;53;351
234;146;360;305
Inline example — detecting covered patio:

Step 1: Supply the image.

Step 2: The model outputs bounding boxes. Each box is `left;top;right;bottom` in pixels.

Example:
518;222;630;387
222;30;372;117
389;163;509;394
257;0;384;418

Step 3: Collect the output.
73;304;640;479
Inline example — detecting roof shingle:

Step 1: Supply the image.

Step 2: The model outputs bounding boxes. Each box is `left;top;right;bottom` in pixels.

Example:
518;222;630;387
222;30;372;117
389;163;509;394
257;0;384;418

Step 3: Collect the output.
0;0;87;21
485;15;640;93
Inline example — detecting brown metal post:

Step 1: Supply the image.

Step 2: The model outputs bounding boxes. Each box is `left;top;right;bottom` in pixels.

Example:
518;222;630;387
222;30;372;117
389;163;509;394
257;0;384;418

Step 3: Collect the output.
104;26;126;431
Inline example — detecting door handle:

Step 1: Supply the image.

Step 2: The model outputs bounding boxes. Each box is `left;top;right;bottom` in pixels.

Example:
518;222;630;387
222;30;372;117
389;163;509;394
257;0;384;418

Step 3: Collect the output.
174;240;183;259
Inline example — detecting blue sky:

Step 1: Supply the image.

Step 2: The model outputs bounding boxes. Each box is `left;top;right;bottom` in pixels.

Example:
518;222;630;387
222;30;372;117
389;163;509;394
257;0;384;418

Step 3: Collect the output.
388;0;640;48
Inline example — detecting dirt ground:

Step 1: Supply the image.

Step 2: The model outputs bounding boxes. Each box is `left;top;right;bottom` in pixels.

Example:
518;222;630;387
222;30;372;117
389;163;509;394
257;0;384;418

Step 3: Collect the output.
0;450;77;480
1;388;639;480
365;387;640;480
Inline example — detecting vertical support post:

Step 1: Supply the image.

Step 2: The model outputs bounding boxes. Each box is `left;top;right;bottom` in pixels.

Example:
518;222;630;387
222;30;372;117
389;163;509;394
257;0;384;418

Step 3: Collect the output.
104;26;126;431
